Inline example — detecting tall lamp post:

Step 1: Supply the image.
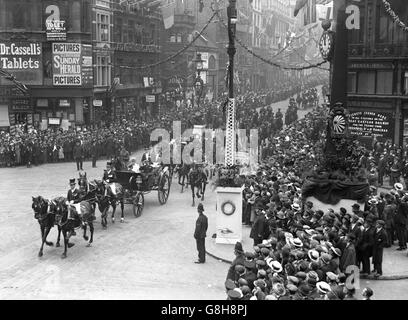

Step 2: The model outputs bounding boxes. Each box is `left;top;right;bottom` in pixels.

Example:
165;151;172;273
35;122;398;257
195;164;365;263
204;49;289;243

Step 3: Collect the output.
225;0;237;166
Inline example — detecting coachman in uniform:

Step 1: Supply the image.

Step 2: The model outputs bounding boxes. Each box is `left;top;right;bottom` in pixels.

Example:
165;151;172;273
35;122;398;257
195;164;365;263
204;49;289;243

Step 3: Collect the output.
103;162;117;183
67;178;81;235
194;203;208;264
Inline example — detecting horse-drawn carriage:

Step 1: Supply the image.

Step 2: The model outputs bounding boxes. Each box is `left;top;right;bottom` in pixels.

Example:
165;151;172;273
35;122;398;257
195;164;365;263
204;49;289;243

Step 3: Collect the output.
115;162;171;217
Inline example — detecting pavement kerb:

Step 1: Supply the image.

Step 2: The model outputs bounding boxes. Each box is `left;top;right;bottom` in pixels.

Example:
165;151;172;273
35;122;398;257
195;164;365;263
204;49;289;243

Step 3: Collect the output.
206;249;408;281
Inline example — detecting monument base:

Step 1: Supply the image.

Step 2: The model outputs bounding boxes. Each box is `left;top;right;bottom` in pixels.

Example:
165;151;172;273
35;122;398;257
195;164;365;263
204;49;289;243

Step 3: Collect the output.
215;186;243;245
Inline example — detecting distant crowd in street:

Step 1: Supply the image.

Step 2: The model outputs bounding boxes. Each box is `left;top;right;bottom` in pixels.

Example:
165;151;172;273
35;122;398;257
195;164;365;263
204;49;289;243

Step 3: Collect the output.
0;74;326;169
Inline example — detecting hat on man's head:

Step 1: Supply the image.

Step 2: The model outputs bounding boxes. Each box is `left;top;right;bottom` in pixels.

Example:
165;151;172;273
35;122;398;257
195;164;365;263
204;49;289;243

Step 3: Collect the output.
316;281;331;294
69;178;76;185
376;220;386;227
352;203;360;210
394;183;404;191
225;279;236;290
308;249;320;262
197;203;204;212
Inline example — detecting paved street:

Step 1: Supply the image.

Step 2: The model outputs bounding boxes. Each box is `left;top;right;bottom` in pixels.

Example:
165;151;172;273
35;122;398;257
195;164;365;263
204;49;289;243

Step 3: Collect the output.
0;148;229;299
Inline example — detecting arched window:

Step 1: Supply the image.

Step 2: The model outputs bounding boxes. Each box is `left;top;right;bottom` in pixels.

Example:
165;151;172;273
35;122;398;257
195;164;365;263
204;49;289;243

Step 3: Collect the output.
208;55;216;70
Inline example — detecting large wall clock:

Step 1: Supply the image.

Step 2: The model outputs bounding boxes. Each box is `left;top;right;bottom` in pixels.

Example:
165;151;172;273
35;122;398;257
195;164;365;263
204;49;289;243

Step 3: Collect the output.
319;31;334;61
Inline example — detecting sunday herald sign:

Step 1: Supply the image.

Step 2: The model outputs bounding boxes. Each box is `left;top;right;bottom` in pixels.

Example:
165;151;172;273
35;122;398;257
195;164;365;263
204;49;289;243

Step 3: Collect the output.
0;42;43;85
52;43;92;86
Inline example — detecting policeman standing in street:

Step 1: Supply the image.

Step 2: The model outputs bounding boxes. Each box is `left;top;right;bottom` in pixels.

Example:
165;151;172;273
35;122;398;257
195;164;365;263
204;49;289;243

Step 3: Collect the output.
194;203;208;264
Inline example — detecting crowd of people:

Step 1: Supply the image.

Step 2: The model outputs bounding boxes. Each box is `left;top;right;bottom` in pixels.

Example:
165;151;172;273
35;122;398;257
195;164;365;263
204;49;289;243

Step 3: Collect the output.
224;91;408;300
0;119;154;168
0;75;325;168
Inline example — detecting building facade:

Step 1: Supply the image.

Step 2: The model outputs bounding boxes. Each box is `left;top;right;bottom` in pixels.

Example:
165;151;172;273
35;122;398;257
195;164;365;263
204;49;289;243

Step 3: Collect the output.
346;0;408;147
0;0;93;131
92;0;163;123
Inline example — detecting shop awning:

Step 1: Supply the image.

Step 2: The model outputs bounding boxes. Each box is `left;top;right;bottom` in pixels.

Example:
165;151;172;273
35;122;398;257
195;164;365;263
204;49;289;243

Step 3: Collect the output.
0;104;10;127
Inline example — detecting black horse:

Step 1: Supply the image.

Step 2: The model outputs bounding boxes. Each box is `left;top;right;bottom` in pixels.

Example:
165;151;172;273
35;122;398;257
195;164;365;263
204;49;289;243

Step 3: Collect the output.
188;165;208;207
52;197;95;258
176;163;191;193
94;180;125;227
32;196;57;257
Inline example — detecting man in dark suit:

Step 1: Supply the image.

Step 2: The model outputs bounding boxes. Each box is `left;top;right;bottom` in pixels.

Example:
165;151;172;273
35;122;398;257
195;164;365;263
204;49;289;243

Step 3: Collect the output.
250;210;268;246
395;195;408;250
194;203;208;264
90;140;98;168
103;162;117;183
372;220;388;277
67;178;81;203
359;219;375;275
67;178;81;235
226;242;245;281
73;140;84;171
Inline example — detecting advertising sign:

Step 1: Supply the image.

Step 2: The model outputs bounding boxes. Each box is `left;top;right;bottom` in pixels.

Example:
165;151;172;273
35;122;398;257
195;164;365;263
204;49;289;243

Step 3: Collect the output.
46;18;66;41
349;111;393;139
146;95;156;103
198;52;209;69
45;4;67;41
52;43;93;87
0;42;43;85
10;98;32;112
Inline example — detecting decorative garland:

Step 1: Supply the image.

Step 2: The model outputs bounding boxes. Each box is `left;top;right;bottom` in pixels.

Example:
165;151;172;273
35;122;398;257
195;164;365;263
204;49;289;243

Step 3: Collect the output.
110;11;218;70
221;200;236;216
382;0;408;32
214;9;329;71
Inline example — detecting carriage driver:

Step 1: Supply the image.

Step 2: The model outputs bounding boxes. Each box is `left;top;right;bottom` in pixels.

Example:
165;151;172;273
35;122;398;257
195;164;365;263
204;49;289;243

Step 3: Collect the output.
67;178;81;235
141;145;153;166
103;161;117;196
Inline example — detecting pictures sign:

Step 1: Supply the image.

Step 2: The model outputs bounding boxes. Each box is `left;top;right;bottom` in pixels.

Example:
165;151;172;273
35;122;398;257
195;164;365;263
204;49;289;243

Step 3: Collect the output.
52;43;93;86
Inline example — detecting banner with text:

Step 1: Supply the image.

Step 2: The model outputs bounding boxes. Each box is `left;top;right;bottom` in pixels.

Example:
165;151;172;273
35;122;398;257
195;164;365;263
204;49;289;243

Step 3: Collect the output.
0;42;43;85
52;43;93;87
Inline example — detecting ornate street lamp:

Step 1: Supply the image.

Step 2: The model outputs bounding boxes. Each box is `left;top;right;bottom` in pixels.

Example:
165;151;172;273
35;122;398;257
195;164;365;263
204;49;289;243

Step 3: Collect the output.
192;52;205;109
225;0;237;166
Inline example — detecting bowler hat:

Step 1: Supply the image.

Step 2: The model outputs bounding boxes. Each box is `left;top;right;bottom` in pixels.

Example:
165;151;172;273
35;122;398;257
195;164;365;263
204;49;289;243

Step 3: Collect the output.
69;178;76;185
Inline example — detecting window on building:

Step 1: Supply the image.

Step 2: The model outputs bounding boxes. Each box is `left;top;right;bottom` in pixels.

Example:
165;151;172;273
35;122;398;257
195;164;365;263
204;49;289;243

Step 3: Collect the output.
376;70;393;94
115;18;123;42
70;1;81;32
170;34;176;42
403;71;408;95
96;56;111;86
177;34;182;43
96;12;110;42
128;20;135;43
375;2;408;44
358;71;376;94
10;0;26;29
347;72;357;93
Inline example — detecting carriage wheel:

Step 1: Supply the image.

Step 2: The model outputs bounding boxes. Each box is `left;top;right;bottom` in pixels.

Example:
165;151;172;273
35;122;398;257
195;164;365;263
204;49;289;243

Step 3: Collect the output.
158;174;170;205
132;192;144;218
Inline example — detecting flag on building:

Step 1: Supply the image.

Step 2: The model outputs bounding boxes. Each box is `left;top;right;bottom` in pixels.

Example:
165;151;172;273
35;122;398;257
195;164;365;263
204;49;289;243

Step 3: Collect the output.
294;0;308;17
316;0;333;21
161;0;176;29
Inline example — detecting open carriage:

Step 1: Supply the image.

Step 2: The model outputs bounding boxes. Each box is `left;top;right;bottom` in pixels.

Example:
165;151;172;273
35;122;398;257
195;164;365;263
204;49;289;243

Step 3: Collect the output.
115;163;171;217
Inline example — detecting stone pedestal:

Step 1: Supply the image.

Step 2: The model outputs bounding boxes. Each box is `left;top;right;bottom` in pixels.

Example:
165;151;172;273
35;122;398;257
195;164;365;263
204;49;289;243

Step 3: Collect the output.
215;186;243;244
